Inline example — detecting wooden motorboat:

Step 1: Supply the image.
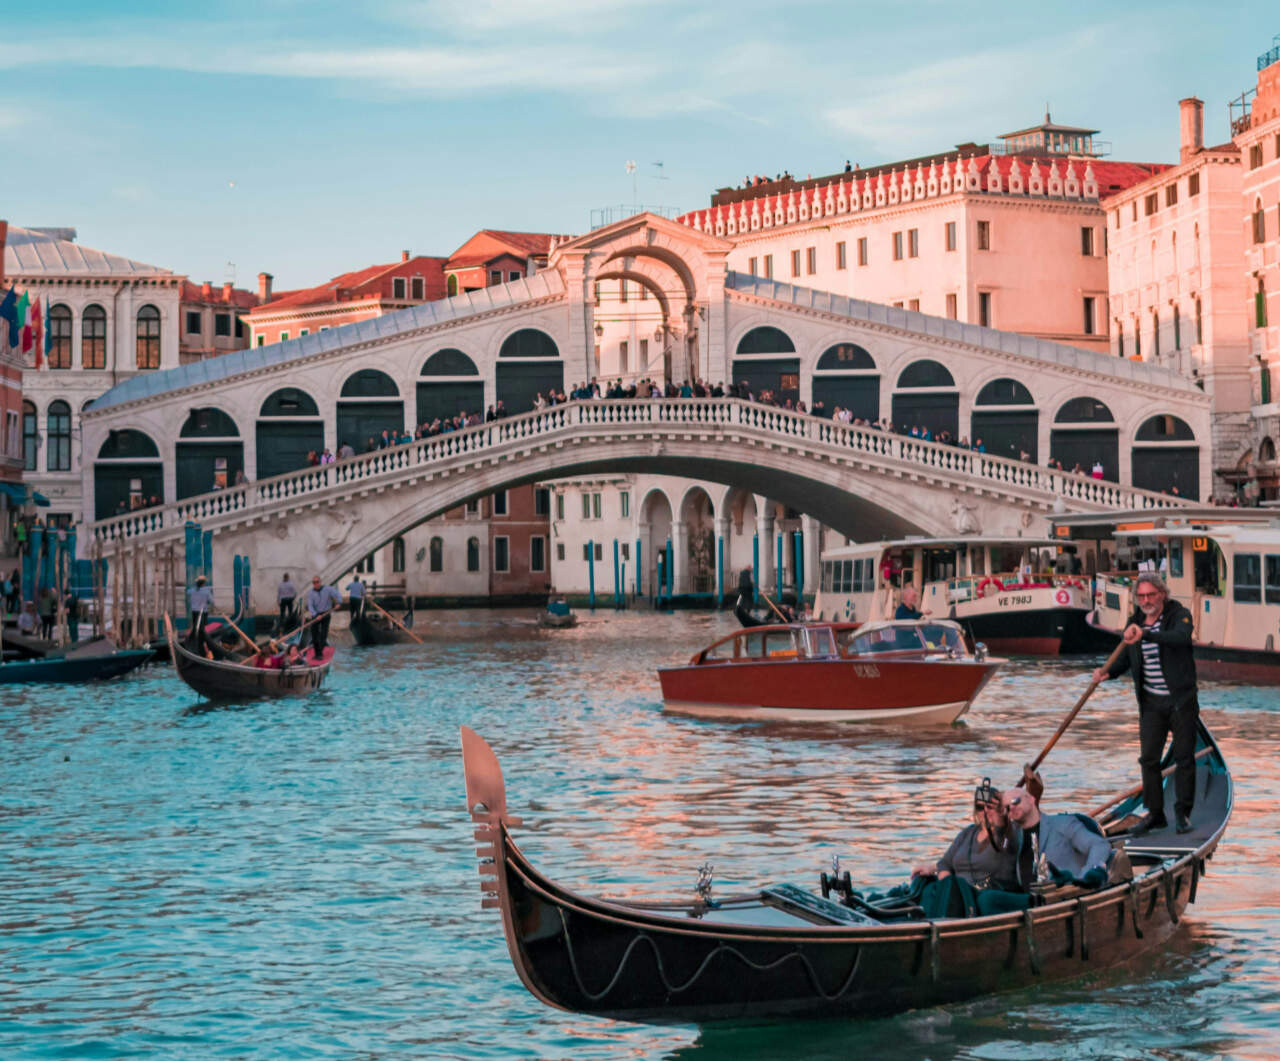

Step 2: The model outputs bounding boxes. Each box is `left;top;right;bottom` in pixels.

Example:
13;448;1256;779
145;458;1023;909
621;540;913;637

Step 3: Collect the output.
657;619;1000;724
166;618;333;700
537;600;578;629
460;720;1231;1023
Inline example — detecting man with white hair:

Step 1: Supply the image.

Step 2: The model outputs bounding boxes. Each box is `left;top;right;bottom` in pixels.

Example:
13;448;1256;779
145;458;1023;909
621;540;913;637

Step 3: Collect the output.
1093;572;1199;835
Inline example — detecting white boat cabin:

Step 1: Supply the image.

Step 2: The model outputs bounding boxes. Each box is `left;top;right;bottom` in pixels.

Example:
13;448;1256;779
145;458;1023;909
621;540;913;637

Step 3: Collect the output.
815;536;1084;624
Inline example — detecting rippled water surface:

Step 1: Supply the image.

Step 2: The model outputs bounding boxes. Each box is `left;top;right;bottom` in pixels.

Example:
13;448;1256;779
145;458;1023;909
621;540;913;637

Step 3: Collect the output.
2;609;1278;1060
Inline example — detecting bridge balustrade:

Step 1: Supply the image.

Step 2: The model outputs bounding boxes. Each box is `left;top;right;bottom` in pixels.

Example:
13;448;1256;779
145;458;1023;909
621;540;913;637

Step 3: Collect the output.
89;397;1182;545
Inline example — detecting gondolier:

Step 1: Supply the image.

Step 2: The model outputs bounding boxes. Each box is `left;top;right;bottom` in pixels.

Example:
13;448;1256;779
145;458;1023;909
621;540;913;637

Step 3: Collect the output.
346;575;366;620
306;576;342;656
188;576;213;643
1093;572;1199;835
277;573;298;629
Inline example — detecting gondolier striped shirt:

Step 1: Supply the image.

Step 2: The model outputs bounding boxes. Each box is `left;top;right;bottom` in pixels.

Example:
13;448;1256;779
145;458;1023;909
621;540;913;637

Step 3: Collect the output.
1140;618;1170;696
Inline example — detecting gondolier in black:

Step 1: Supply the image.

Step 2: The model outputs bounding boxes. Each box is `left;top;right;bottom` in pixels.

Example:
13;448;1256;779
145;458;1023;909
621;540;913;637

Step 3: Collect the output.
306;575;342;656
1093;572;1199;835
277;573;298;630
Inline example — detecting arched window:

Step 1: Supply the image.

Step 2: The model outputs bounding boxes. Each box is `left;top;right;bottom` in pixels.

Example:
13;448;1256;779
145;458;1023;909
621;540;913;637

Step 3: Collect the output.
1055;398;1115;423
974;378;1033;405
82;305;107;369
499;329;558;358
815;343;874;370
896;360;955;388
340;369;399;397
1136;415;1195;442
48;305;73;370
1151;310;1160;357
1173;305;1181;350
1195;298;1203;344
136;305;160;370
421;348;479;376
1257;278;1268;329
735;326;795;354
21;401;37;471
1254;198;1266;244
260;388;320;417
1116;319;1124;358
466;536;480;572
429;536;444;572
97;429;160;459
1260;437;1277;463
46;400;71;471
392;536;406;574
179;407;239;437
447;274;458;296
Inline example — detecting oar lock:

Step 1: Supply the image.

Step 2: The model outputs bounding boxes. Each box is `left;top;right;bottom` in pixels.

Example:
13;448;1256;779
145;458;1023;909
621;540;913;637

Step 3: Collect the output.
820;855;854;901
694;862;714;902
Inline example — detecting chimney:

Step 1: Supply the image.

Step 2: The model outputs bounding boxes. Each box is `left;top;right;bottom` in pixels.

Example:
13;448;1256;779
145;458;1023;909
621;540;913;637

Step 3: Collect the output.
1179;97;1204;161
222;282;233;301
201;280;212;299
257;271;273;303
401;250;410;262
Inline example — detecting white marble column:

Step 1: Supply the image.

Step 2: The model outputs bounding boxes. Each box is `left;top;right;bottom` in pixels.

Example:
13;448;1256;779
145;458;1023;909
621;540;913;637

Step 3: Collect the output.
755;498;775;594
801;514;821;595
670;519;688;595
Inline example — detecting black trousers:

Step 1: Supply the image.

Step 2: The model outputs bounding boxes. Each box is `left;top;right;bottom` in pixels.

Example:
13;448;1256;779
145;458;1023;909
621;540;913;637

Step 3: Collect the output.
311;614;331;655
279;598;295;630
1138;692;1198;819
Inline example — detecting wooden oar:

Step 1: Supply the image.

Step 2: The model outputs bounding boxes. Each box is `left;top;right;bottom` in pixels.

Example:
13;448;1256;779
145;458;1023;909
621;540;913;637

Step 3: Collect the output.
216;612;267;656
276;610;331;646
1013;639;1128;800
1090;745;1214;822
758;592;790;622
366;596;423;644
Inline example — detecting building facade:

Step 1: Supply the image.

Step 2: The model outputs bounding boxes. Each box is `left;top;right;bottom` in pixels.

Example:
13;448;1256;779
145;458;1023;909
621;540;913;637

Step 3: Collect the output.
178;280;258;364
0;222;30;550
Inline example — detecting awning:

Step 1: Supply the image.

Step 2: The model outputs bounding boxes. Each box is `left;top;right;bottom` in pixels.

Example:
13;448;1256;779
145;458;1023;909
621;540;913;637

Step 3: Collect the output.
0;483;50;507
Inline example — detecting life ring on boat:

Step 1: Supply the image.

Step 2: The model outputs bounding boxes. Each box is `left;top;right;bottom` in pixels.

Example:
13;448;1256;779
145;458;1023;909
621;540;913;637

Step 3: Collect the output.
978;577;1001;597
1054;588;1071;606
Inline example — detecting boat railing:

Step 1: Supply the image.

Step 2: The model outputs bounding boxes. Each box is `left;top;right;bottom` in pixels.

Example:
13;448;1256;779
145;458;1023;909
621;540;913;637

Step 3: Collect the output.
945;571;1090;601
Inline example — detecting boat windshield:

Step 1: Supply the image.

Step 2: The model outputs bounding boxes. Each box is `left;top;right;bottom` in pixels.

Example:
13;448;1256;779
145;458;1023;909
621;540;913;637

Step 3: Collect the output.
843;625;926;654
919;623;965;653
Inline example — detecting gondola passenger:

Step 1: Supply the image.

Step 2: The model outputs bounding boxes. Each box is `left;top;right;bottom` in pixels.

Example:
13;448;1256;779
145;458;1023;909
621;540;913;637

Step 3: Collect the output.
1002;785;1114;891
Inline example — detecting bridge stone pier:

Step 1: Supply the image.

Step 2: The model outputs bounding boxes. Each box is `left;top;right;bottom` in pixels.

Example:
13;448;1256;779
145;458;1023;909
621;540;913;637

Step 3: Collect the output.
81;213;1208;613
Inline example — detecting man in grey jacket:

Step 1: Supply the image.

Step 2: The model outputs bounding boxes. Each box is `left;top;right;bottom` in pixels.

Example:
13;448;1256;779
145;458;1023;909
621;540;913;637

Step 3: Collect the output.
1002;785;1113;891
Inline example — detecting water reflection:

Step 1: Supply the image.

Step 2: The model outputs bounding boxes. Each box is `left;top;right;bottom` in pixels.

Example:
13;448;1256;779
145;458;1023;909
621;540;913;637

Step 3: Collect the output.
0;609;1276;1060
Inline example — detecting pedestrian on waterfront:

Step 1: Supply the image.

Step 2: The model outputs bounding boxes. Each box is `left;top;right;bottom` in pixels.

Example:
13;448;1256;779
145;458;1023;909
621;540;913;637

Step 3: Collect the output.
38;586;57;639
346;574;366;620
305;575;342;657
1092;573;1199;835
277;573;298;630
188;575;214;647
16;600;37;635
6;568;19;614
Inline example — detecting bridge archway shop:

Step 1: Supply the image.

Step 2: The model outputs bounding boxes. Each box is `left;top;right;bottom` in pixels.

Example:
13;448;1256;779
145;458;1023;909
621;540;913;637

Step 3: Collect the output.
417;348;484;426
94;429;163;518
256;388;324;480
176;407;243;499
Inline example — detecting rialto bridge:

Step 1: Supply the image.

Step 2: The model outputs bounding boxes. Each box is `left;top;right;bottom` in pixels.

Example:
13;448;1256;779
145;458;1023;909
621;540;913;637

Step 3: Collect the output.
81;214;1207;612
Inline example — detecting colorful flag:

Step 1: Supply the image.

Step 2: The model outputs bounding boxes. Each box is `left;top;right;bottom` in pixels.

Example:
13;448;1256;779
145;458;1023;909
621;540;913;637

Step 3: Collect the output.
0;286;16;348
43;296;52;358
30;298;42;366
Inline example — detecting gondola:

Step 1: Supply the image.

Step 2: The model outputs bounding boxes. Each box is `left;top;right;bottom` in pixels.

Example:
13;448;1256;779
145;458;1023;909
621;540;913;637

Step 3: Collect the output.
166;618;333;700
350;605;417;646
0;643;153;683
460;720;1231;1023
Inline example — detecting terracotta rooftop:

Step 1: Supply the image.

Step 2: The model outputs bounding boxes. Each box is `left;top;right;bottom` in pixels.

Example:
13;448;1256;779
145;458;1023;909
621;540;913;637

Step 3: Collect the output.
254;257;448;313
180;280;259;309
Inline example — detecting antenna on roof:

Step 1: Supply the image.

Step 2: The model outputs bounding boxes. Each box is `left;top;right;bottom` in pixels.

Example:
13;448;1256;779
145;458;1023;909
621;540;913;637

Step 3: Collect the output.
625;160;638;212
223;261;237;285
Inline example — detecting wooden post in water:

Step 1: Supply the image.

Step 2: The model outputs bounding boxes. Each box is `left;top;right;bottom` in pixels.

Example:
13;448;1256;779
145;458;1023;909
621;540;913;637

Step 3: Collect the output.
111;542;121;645
134;548;144;648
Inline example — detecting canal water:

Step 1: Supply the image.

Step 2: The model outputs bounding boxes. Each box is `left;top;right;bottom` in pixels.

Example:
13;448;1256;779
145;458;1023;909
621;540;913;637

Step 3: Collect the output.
2;609;1278;1060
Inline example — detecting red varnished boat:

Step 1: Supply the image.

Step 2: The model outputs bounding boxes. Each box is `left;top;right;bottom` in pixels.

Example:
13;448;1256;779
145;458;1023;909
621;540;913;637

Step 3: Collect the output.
657;620;1001;724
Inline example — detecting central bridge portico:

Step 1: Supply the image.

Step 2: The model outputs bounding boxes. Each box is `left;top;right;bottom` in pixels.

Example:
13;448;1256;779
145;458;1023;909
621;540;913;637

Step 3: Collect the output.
81;214;1209;611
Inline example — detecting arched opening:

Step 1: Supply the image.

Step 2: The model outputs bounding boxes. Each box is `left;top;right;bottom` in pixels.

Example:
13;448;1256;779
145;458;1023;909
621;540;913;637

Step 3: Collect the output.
136;304;161;370
21;400;37;471
46;400;72;472
176;407;244;498
1132;414;1199;498
496;329;562;414
256;387;323;480
1260;437;1276;463
1050;397;1118;480
417;348;483;427
94;429;162;518
48;305;72;370
811;343;878;420
640;489;674;597
429;536;444;572
680;487;716;595
338;369;403;451
466;536;480;572
733;327;799;406
892;360;958;439
446;274;458;297
971;377;1037;461
82;304;107;369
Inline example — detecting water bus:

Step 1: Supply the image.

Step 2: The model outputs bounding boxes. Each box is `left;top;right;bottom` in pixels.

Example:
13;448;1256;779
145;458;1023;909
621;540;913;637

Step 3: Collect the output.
1051;510;1280;683
814;536;1110;655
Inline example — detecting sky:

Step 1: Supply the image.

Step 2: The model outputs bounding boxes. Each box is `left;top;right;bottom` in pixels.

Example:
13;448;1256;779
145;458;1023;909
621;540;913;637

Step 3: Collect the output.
2;0;1277;291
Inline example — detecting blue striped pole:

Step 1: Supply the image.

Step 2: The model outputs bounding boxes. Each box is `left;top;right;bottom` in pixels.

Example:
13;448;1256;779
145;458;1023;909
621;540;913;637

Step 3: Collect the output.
635;538;642;597
752;533;759;604
612;539;621;609
716;534;724;609
776;532;784;602
587;540;595;610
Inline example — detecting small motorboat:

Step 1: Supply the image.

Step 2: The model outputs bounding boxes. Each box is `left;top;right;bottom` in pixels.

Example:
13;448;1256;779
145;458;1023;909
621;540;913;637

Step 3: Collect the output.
537;598;578;629
658;619;1000;724
165;617;333;700
460;720;1231;1023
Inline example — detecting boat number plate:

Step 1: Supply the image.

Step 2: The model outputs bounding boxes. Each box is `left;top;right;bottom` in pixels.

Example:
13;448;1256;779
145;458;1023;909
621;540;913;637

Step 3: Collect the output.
998;595;1033;606
853;663;880;678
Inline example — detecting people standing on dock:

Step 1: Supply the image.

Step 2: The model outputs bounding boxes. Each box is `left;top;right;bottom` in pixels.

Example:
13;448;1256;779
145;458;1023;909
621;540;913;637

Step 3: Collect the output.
38;586;57;639
1092;572;1199;835
346;575;365;620
16;601;37;635
277;573;298;630
306;575;342;656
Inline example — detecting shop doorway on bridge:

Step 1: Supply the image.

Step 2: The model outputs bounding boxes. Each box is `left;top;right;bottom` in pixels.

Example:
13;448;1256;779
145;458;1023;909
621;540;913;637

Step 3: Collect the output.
496;329;562;415
891;359;958;439
1132;414;1199;499
257;388;324;480
338;369;404;452
733;327;799;405
970;377;1037;461
94;429;162;519
417;348;484;427
811;343;878;420
176;407;244;499
1050;397;1118;480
